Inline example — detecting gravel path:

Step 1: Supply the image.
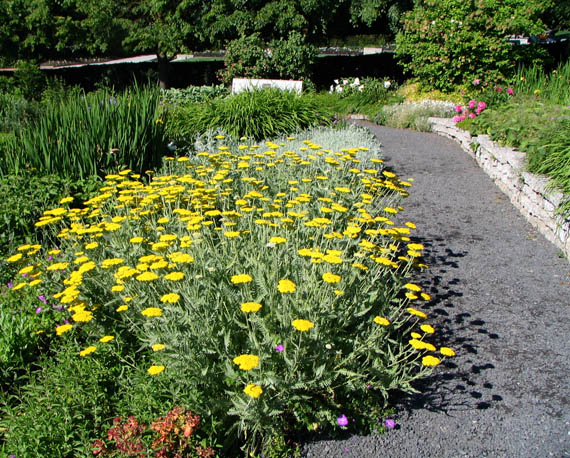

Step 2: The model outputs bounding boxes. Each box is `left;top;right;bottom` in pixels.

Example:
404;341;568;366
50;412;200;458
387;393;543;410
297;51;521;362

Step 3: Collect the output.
302;122;570;458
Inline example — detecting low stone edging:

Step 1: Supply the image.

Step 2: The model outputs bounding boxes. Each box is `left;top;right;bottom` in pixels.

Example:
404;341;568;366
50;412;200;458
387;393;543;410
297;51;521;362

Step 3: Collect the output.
428;117;570;260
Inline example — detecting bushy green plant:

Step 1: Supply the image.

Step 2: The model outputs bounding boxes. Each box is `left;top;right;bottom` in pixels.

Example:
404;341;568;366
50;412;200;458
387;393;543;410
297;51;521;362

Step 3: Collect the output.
3;86;167;179
5;127;454;455
218;32;316;86
218;34;272;86
161;86;230;107
0;92;41;132
395;0;552;91
0;339;129;457
376;100;456;131
459;100;570;218
12;60;46;101
268;31;316;81
166;88;332;146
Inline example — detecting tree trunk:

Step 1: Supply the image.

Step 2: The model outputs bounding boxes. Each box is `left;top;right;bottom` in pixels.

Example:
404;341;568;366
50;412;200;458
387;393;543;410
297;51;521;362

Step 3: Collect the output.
157;53;170;89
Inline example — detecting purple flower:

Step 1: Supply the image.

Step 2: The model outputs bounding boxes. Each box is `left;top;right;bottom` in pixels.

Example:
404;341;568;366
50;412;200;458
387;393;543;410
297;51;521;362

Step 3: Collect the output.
7;282;13;289
35;307;42;313
275;344;284;353
385;419;395;429
38;295;47;304
47;256;53;261
337;414;349;427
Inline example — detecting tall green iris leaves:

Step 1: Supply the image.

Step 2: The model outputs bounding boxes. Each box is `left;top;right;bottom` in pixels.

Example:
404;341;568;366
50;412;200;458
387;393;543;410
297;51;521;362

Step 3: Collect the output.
2;86;167;179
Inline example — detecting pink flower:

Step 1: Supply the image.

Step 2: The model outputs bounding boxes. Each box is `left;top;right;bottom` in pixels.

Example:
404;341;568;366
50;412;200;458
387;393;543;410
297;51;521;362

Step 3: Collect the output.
452;115;461;123
477;101;487;111
275;344;284;353
468;100;476;109
507;88;514;95
472;78;481;86
458;114;466;121
469;113;476;119
385;419;395;429
455;105;463;113
496;86;502;92
337;414;349;426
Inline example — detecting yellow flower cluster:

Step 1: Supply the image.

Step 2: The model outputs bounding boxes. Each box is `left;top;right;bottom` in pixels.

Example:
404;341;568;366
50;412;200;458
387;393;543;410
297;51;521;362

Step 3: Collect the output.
233;354;260;371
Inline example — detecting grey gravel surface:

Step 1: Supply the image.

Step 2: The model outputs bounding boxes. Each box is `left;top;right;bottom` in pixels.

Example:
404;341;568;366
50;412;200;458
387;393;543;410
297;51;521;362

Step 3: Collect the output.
301;122;570;458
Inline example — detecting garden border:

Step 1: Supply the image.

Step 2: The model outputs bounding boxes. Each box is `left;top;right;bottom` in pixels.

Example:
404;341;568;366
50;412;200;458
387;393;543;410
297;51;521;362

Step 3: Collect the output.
428;117;570;261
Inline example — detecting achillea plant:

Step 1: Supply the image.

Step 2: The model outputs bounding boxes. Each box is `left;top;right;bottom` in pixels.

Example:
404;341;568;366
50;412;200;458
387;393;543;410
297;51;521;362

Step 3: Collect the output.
6;126;455;455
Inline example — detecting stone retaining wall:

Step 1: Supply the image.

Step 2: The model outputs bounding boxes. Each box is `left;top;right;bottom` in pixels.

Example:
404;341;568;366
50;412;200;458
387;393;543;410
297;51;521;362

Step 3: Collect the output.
429;117;570;260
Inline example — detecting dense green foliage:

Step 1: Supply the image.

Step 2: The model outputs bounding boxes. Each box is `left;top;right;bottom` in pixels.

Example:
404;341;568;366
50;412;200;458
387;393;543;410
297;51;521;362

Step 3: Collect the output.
458;61;570;218
166;88;332;145
218;31;317;85
2;86;167;179
396;0;552;91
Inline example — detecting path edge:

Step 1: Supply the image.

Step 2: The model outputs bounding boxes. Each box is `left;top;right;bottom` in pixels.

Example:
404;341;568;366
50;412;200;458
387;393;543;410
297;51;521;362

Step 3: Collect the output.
428;116;570;261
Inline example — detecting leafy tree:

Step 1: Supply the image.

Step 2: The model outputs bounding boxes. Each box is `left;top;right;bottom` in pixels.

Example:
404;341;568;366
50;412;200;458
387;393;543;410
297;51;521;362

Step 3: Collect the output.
395;0;553;91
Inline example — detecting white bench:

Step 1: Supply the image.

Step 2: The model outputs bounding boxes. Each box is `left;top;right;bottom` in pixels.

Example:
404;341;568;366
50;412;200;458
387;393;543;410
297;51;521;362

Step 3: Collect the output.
231;78;303;94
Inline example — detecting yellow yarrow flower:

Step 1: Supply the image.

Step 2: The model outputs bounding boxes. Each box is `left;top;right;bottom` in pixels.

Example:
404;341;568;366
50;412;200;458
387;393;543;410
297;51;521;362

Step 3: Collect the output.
148;365;165;375
440;347;456;357
72;310;94;322
278;279;296;293
292;319;314;332
116;305;129;312
136;272;159;282
160;293;180;303
422;355;441;367
243;384;263;398
231;274;253;284
56;323;73;336
164;272;185;281
373;316;390;326
404;283;421;292
99;335;114;343
224;231;240;238
152;344;166;351
79;346;97;357
233;354;259;371
407;307;427;319
322;273;341;284
269;236;287;244
141;307;163;317
241;302;262;313
420;324;435;334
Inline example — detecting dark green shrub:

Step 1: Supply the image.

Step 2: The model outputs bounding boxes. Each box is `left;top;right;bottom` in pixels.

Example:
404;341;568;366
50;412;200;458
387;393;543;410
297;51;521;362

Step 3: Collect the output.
396;0;552;91
218;32;317;85
218;34;272;86
269;31;316;81
13;60;46;101
0;93;41;132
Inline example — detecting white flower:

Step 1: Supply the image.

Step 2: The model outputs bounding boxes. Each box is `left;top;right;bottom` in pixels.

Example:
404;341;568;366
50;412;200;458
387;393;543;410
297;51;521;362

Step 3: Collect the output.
334;79;339;84
351;77;360;87
336;86;343;93
329;85;334;93
384;81;391;89
342;79;348;85
358;86;363;91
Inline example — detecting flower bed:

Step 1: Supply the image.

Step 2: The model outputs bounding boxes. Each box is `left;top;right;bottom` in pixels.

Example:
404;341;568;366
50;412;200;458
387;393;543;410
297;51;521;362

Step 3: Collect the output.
3;126;455;456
